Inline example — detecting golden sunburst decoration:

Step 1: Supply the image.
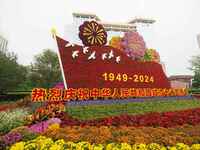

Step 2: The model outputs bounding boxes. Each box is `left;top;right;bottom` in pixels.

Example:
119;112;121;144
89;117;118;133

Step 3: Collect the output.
79;21;107;46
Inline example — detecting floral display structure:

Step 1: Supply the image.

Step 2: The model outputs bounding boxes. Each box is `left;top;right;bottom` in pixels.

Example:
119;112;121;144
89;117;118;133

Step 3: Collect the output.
55;20;171;90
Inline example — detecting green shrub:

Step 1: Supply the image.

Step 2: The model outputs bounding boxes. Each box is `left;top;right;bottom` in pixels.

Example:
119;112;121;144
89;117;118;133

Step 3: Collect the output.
188;88;200;94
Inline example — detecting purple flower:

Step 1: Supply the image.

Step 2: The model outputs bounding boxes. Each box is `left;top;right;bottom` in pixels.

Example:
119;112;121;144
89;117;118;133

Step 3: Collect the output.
29;121;49;133
29;118;61;133
2;132;22;145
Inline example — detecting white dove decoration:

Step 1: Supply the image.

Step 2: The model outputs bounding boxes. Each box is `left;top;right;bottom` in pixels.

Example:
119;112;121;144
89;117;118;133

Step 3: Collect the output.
72;50;79;59
83;47;89;54
116;56;121;63
65;43;74;47
88;51;96;60
108;50;114;59
102;53;107;60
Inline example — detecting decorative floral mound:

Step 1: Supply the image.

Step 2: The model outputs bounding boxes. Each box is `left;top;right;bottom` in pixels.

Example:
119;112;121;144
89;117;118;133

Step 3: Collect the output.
79;21;107;46
109;36;123;50
9;136;200;150
121;31;146;60
144;48;160;62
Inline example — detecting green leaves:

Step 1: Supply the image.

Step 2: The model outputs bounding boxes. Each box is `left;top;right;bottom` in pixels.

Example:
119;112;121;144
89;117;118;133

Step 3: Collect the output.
29;49;62;88
190;55;200;88
0;50;27;92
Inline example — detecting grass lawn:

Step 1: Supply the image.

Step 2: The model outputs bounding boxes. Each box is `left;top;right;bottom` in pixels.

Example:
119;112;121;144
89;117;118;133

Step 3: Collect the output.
67;99;200;120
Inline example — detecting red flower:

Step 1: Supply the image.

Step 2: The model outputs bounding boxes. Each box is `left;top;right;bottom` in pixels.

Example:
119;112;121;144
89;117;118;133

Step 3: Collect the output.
60;107;200;127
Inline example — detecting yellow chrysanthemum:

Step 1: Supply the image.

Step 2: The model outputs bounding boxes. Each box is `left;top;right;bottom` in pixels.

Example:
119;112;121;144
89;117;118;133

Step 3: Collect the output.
191;144;200;150
132;143;147;150
47;123;60;131
10;142;25;150
49;144;63;150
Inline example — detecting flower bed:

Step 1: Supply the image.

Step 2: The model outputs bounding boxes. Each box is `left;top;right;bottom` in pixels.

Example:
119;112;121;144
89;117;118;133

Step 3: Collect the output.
59;107;200;127
42;124;200;145
0;108;31;135
9;136;200;150
3;122;200;147
67;99;200;120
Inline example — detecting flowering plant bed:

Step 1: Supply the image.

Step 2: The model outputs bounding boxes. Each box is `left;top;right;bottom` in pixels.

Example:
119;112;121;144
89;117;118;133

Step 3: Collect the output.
1;98;200;149
9;136;200;150
42;124;200;145
67;99;200;120
58;107;200;127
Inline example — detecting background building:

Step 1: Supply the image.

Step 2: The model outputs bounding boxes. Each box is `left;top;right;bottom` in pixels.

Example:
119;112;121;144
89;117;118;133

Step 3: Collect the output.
0;35;8;51
64;12;155;44
169;75;193;88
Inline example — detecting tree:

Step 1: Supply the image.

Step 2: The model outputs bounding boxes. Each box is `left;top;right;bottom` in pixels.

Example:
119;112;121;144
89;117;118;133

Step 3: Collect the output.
0;49;27;92
29;49;62;88
190;55;200;88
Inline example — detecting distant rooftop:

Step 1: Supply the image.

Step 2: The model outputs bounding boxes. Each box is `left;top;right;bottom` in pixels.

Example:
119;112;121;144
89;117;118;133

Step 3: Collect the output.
128;18;156;24
100;22;136;32
169;75;193;80
72;12;156;32
72;12;101;21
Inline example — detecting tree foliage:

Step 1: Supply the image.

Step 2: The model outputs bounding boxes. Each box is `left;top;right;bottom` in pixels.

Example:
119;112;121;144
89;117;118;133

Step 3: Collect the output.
29;49;62;88
0;50;27;92
190;55;200;88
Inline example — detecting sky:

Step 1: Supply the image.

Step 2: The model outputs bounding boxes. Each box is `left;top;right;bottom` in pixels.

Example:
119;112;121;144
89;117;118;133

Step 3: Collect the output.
0;0;200;76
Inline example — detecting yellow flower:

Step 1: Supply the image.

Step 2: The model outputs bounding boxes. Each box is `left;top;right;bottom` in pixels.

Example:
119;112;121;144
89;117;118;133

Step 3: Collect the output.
169;146;177;150
76;141;92;150
147;143;161;150
24;143;37;150
55;139;65;145
49;144;63;150
191;144;200;150
34;136;54;149
10;142;25;150
106;143;117;150
93;144;104;150
160;146;167;150
65;141;76;149
176;143;190;150
121;143;132;150
47;123;60;131
132;144;147;150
